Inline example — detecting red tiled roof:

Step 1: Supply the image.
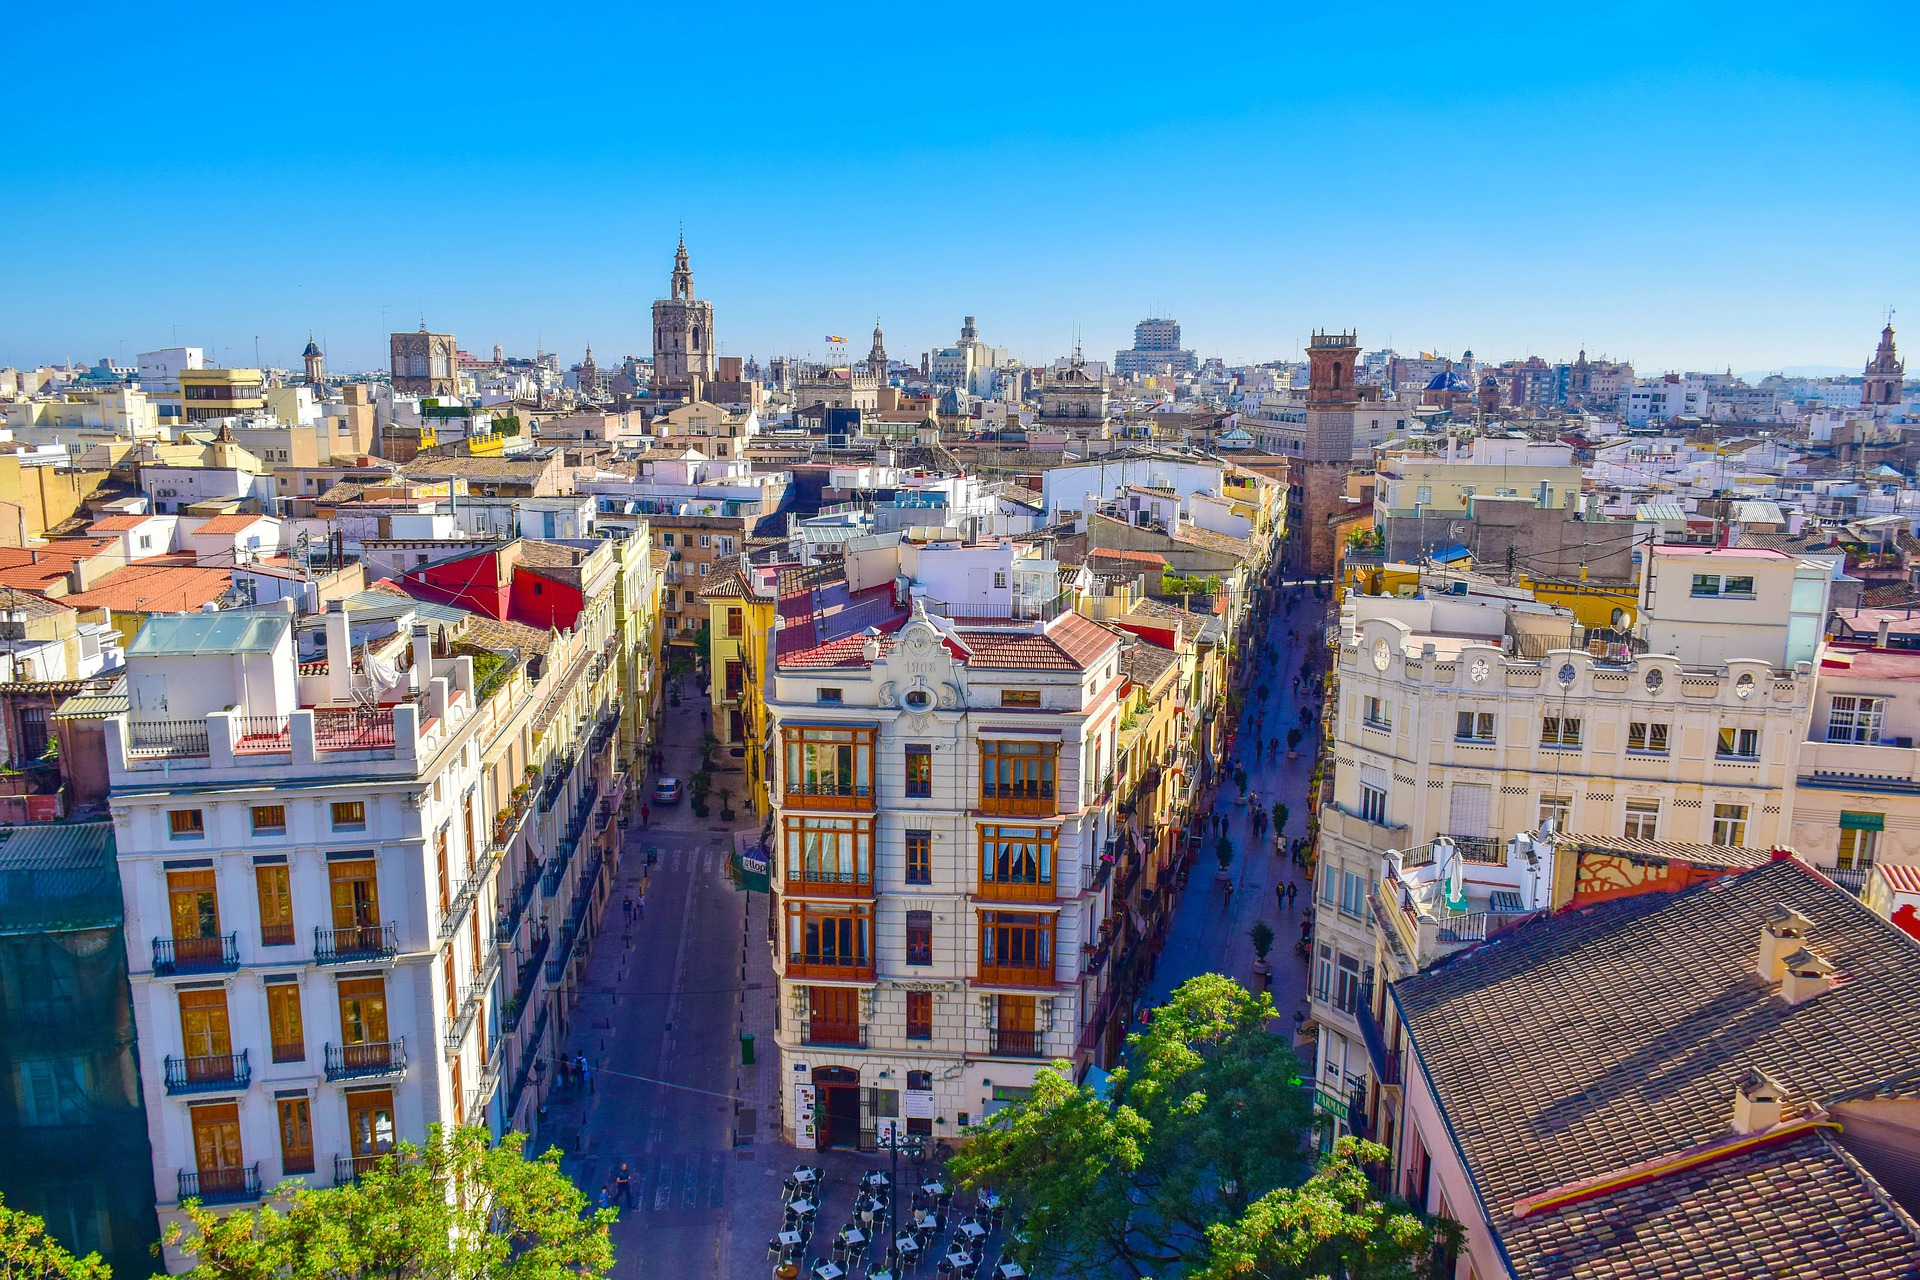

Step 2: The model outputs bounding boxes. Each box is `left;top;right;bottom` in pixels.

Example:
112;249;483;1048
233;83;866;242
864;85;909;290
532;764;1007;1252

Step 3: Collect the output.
777;616;909;668
189;514;268;535
88;515;151;532
62;565;232;613
959;611;1120;671
1878;862;1920;896
1089;548;1169;567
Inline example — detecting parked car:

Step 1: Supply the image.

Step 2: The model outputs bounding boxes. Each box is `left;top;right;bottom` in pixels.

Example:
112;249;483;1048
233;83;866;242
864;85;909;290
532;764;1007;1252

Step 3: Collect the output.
652;776;682;804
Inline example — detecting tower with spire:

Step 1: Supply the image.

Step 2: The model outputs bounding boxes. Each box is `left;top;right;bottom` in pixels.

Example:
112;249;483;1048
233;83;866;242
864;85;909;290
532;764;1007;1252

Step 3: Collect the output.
865;319;888;379
652;235;717;396
578;344;598;402
1864;320;1905;409
302;336;324;385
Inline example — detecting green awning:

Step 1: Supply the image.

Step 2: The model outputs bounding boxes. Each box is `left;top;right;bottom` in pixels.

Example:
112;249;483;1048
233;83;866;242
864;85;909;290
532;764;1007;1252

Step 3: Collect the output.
1841;811;1885;832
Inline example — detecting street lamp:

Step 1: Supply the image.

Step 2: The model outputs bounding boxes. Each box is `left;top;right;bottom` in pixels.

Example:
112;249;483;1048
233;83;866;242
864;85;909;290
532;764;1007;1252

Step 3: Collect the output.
873;1126;920;1235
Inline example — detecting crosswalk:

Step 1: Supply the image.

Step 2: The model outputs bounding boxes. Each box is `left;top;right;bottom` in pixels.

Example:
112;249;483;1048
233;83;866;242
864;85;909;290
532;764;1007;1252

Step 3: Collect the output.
572;1151;729;1215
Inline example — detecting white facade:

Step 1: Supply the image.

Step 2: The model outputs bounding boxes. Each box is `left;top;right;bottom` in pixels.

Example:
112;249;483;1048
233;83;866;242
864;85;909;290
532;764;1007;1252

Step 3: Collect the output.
766;606;1125;1147
137;348;206;394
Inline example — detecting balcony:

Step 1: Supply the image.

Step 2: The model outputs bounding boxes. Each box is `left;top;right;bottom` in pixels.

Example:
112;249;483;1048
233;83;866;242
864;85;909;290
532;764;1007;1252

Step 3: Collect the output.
314;923;397;964
153;933;239;976
128;719;210;757
1320;804;1410;856
1800;738;1920;793
334;1152;395;1185
800;1021;867;1048
178;1164;261;1206
1827;864;1871;896
1444;835;1506;865
979;784;1057;818
261;922;296;947
977;877;1058;903
991;1029;1045;1057
977;961;1055;989
323;1039;407;1081
786;951;876;982
545;923;579;984
783;868;875;899
164;1050;251;1095
782;780;875;813
1355;1003;1401;1088
498;864;540;944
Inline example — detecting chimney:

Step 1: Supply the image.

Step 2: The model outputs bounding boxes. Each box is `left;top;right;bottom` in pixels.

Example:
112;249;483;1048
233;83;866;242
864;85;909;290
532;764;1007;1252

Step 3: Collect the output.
412;623;434;690
325;599;354;704
1780;948;1836;1006
1878;618;1892;650
1756;906;1813;982
1730;1069;1788;1134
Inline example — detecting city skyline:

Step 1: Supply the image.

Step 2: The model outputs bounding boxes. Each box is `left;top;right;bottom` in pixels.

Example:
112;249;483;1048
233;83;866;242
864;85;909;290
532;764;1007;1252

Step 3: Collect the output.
5;2;1914;374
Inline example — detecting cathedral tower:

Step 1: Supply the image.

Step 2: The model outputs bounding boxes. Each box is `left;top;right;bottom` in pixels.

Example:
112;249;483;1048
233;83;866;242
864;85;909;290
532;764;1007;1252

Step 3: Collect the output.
1864;322;1905;408
652;236;717;394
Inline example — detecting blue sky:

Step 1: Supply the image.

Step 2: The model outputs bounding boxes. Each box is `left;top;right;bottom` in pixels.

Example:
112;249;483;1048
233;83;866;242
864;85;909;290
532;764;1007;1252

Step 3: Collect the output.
5;2;1915;375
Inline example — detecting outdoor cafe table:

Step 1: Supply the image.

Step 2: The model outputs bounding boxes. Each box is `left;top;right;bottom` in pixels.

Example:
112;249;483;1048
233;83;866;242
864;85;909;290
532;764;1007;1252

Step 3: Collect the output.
944;1250;974;1271
786;1199;816;1219
775;1230;803;1253
894;1234;922;1258
957;1221;987;1243
997;1264;1027;1279
811;1263;845;1280
837;1228;866;1250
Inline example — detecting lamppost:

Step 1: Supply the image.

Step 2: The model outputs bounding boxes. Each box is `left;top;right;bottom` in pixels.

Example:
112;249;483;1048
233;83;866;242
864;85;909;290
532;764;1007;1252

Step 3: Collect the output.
873;1126;920;1238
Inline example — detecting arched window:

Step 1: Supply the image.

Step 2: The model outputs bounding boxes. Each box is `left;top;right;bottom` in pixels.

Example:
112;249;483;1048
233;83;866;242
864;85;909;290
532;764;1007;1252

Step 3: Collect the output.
692;326;703;350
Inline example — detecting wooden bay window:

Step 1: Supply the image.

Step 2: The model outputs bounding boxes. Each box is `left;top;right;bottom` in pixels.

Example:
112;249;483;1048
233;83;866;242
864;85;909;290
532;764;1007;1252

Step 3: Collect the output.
783;725;876;811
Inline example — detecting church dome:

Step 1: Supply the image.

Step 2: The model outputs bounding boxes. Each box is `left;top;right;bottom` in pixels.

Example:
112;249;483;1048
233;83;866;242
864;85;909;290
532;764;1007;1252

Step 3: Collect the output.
1425;369;1468;392
302;339;323;358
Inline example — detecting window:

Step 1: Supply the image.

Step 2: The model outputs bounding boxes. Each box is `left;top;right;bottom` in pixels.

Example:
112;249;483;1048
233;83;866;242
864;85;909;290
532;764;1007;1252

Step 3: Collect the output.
980;825;1056;896
1538;794;1572;833
1359;783;1388;825
1314;943;1332;1002
16;707;46;761
17;1057;87;1126
1334;952;1363;1015
980;740;1058;812
905;830;932;884
979;911;1054;984
1540;716;1582;748
251;805;286;835
337;976;389;1047
266;981;305;1062
1723;576;1755;597
661;533;675;547
189;1102;244;1187
278;1096;314;1175
331;801;366;832
698;562;711;577
1623;801;1659;840
1838;813;1883;870
1691;573;1757;598
169;809;205;839
699;534;711;548
1338;869;1365;918
906;910;933;965
168;868;220;944
816;688;844;705
1626;722;1670;754
1415;486;1432;506
1691;573;1719;596
785;902;873;972
904;745;932;798
1827;695;1884;745
256;864;294;946
346;1088;396;1163
436;830;451;914
1455;711;1494;742
784;725;874;805
177;988;231;1078
993;570;1008;589
1712;803;1749;847
726;607;743;637
1716;727;1760;759
906;991;932;1039
1363;696;1391;730
1000;689;1041;708
328;859;380;931
724;660;744;700
782;815;872;888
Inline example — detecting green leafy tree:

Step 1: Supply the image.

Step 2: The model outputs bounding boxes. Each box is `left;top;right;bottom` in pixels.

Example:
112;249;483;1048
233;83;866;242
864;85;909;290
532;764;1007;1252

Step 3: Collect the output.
1271;802;1289;835
1215;834;1234;872
165;1125;614;1280
952;975;1314;1278
1195;1137;1459;1280
0;1195;110;1280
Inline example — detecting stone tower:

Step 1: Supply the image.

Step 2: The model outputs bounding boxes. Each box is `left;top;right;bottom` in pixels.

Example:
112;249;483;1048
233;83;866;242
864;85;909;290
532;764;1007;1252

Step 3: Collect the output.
390;323;457;397
1299;330;1362;578
866;319;888;378
1864;322;1905;408
579;344;597;402
302;336;324;384
652;236;717;394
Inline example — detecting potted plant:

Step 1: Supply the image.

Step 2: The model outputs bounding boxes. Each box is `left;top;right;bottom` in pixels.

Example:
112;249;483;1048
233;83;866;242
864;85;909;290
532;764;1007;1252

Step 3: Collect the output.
1287;727;1304;759
719;787;734;821
1249;920;1275;981
1214;834;1233;882
1272;802;1289;837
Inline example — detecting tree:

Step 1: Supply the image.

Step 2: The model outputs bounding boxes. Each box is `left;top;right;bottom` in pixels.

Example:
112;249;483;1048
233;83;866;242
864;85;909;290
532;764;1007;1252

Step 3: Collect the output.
166;1125;614;1280
1215;834;1234;872
1248;920;1275;965
1271;802;1289;835
952;975;1314;1278
0;1196;109;1280
1194;1138;1459;1280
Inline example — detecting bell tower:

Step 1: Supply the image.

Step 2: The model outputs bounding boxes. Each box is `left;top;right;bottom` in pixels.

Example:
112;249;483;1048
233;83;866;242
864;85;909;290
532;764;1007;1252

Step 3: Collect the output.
302;336;324;384
1864;320;1904;408
652;235;718;395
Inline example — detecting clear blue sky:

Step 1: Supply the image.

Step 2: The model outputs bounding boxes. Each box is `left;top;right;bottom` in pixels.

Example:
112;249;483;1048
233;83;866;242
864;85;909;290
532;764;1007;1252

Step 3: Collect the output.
5;2;1915;376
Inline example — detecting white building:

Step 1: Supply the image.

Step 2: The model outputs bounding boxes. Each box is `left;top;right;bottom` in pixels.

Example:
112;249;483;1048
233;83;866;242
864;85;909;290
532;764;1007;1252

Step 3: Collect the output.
765;598;1126;1147
109;606;492;1265
137;348;206;394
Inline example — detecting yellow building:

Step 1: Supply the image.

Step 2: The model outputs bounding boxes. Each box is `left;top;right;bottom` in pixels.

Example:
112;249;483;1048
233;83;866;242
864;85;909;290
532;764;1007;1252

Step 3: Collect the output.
177;367;266;424
1518;572;1641;630
699;557;781;820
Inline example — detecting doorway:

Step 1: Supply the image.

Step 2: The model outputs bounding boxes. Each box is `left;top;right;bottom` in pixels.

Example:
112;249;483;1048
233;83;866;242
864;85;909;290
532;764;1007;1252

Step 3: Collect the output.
812;1065;860;1149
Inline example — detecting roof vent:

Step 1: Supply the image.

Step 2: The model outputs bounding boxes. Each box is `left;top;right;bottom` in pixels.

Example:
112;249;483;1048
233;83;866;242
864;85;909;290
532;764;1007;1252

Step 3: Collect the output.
1756;905;1813;983
1780;947;1837;1006
1731;1069;1788;1134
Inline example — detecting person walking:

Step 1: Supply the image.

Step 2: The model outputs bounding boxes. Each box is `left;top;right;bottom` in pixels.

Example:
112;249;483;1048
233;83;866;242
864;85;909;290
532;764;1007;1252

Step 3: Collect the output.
1222;878;1235;907
622;896;633;924
636;891;645;915
1275;882;1286;914
1286;881;1298;908
615;1163;634;1208
596;1185;613;1213
641;803;651;827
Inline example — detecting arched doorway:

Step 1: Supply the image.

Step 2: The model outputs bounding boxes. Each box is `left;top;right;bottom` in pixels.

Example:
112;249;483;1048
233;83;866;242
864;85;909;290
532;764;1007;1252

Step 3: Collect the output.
812;1065;860;1149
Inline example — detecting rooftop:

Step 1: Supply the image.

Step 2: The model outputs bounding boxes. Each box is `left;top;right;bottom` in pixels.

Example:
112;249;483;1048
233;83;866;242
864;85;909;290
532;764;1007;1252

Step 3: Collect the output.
128;611;289;657
63;565;233;614
1395;855;1920;1278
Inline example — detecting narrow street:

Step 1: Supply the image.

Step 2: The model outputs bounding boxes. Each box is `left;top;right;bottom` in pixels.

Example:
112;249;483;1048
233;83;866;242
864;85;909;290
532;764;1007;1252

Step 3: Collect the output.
1146;579;1330;1057
543;677;780;1279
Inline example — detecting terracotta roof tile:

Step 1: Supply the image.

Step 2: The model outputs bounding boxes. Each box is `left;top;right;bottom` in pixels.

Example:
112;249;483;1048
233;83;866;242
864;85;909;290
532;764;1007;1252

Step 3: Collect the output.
87;515;151;532
1503;1129;1920;1280
958;611;1120;672
1396;856;1920;1275
61;565;232;613
188;514;266;535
